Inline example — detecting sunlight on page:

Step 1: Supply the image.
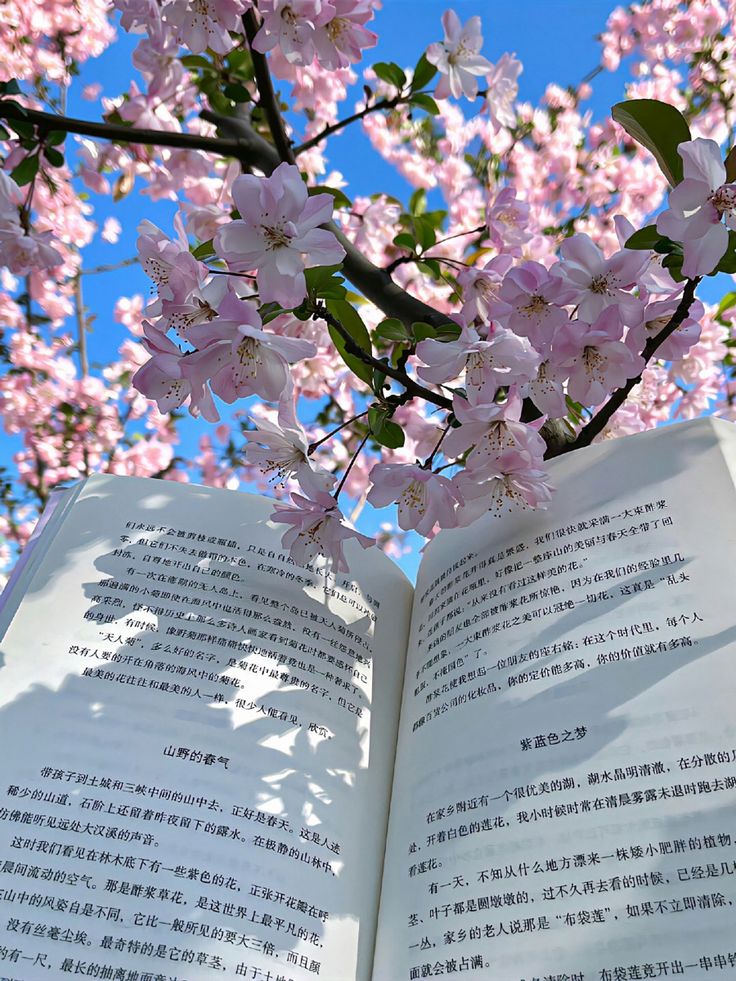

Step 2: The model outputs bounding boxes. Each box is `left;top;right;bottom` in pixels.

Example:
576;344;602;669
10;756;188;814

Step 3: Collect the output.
0;475;412;981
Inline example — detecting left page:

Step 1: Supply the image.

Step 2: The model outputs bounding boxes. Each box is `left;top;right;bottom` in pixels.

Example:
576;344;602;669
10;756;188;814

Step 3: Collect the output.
0;474;413;981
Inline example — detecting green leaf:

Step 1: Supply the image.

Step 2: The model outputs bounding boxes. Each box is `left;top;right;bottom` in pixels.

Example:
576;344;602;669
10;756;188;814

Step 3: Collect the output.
46;129;66;146
416;258;442;279
434;321;462;340
224;82;251;103
624;225;663;250
181;55;213;70
305;264;346;300
43;146;64;168
393;232;416;252
714;231;736;274
410;92;440;115
413;216;437;251
412;322;436;342
409;188;427;216
309;184;352;210
191;239;215;260
611;99;691;187
372;367;387;396
716;291;736;319
411;53;437;91
374;419;405;449
375;318;409;342
326;299;374;387
373;61;407;90
368;407;405;448
10;153;38;186
726;145;736;184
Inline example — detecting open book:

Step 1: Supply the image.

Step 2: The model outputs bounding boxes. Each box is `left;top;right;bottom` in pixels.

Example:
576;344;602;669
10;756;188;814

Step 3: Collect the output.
1;415;735;981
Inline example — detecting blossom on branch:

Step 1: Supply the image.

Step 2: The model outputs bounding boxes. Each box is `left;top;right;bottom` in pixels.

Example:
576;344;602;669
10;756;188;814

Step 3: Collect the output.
426;10;492;101
656;138;736;278
272;490;374;572
214;163;346;308
367;463;462;537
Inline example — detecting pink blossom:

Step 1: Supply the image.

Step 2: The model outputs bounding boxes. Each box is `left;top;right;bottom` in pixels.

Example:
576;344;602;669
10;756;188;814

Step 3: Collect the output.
443;391;546;471
132;320;223;422
190;293;316;403
312;0;377;69
367;463;462;537
486;52;521;132
656;138;736;278
550;233;648;325
453;455;553;523
137;217;203;299
214;163;345;308
244;397;335;496
163;0;251;54
101;217;122;244
82;83;102;101
526;360;569;418
417;324;541;403
490;260;571;352
252;0;333;65
456;254;514;323
426;10;492;101
486;187;532;251
272;490;373;572
555;307;645;406
625;295;703;363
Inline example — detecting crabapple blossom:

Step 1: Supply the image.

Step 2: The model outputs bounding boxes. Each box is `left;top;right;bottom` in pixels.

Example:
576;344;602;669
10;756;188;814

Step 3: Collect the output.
486;53;522;132
426;10;492;101
656;138;736;278
162;0;251;54
243;397;335;496
188;293;316;403
417;324;541;404
550;233;648;325
555;307;645;407
443;391;546;471
486;187;533;251
132;320;223;422
453;455;554;524
214;163;346;308
367;464;462;537
272;490;373;573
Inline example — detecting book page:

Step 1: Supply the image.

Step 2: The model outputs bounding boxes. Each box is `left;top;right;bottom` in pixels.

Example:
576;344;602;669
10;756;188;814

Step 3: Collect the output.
373;417;736;981
0;474;413;981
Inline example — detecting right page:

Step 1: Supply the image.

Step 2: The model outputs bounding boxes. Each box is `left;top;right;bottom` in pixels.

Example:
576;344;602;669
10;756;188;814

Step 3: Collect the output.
373;416;736;981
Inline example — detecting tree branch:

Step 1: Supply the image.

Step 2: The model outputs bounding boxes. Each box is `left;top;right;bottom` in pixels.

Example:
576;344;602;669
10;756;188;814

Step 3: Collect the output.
545;277;701;459
0;101;251;161
203;108;449;329
294;96;403;155
313;302;452;411
242;9;296;164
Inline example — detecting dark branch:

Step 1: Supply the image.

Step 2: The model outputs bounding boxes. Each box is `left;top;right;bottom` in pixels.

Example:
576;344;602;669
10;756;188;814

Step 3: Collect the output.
0;102;250;161
294;97;403;155
203;109;449;329
545;277;701;459
313;303;452;411
242;9;296;164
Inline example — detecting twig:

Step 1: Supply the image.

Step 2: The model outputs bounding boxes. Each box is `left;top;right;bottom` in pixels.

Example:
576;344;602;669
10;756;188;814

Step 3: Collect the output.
334;432;370;499
546;278;701;458
313;302;452;411
308;409;369;455
295;97;404;155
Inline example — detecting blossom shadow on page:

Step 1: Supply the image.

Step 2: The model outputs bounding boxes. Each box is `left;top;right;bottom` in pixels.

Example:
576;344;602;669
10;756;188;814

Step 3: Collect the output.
0;478;411;981
374;419;736;978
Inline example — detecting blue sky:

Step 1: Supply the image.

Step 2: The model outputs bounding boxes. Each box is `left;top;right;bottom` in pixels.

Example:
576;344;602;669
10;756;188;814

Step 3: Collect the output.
12;2;721;578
